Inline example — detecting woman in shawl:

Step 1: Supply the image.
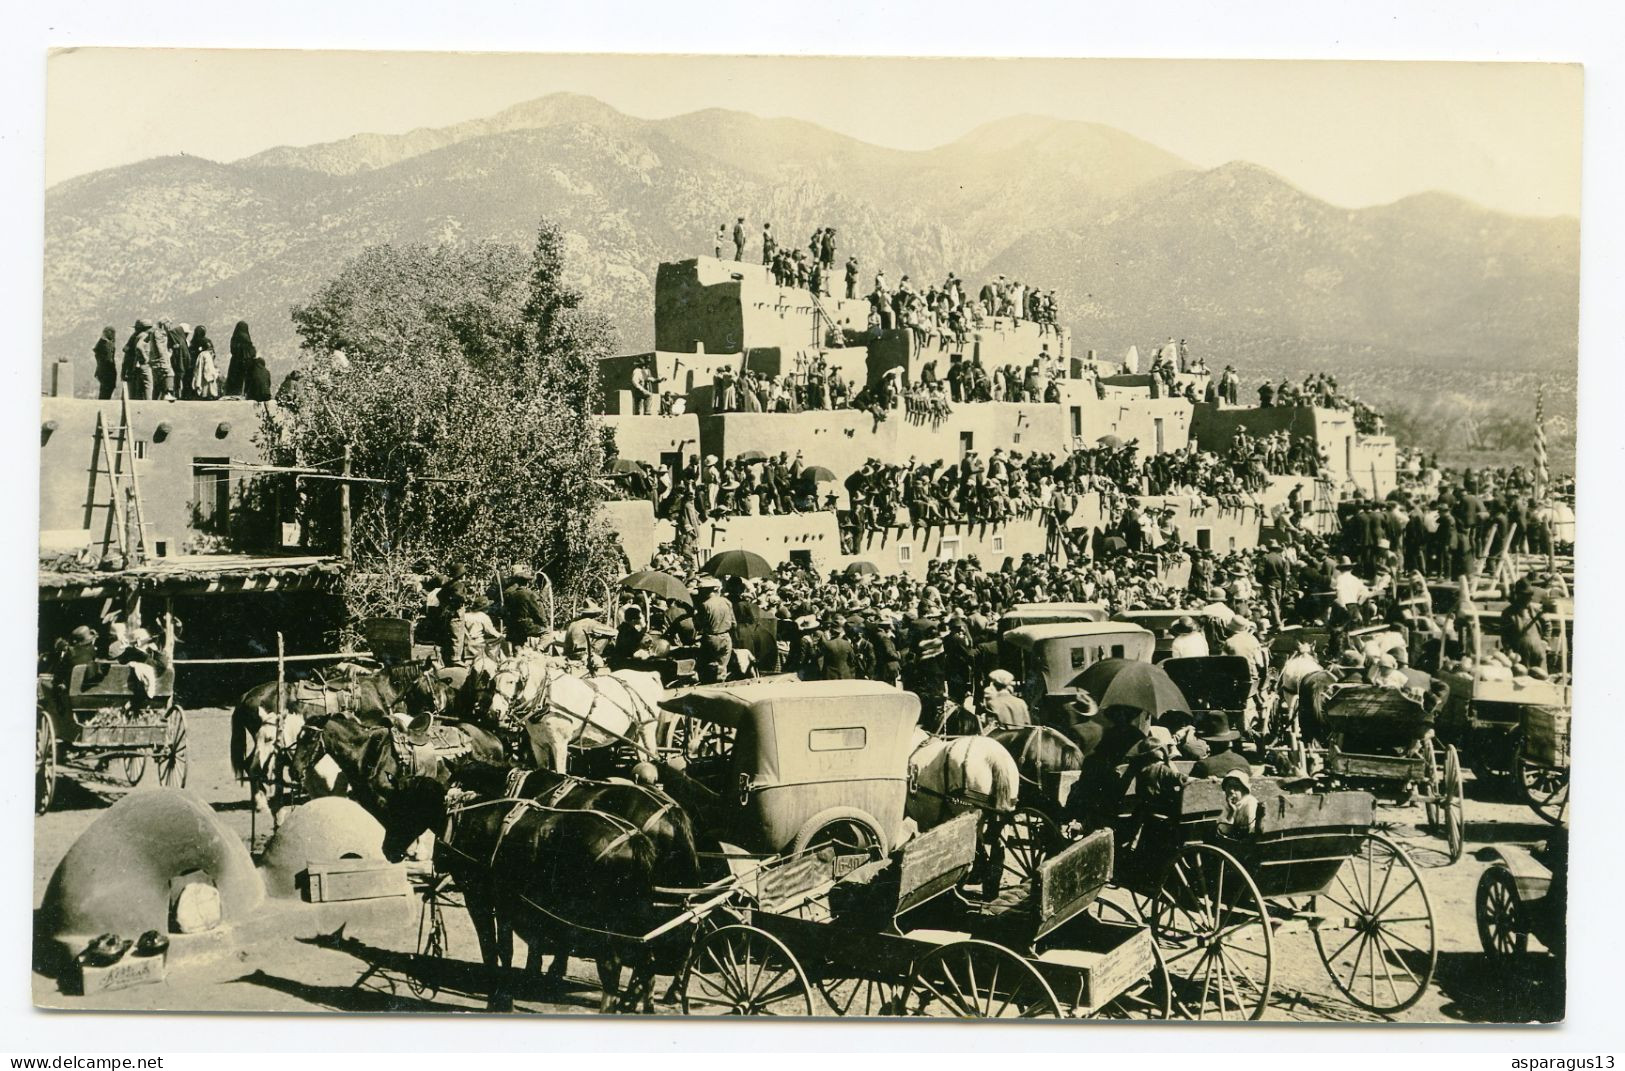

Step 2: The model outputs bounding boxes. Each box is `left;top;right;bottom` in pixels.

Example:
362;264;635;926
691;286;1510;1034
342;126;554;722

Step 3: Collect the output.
189;326;219;399
121;319;155;400
169;321;196;399
93;327;117;399
226;321;255;396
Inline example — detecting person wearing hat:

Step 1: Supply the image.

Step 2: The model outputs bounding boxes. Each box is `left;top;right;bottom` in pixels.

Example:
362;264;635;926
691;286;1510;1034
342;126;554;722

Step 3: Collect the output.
1190;712;1251;780
693;578;736;683
981;668;1031;730
1216;770;1259;839
448;589;504;667
501;565;548;650
1499;576;1550;673
814;615;857;681
902;627;951;732
1168;615;1209;658
48;624;101;696
562;597;615;666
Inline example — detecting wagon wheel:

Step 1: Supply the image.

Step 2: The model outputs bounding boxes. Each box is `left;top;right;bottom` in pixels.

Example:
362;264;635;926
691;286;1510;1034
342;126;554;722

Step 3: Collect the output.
905;939;1062;1019
679;924;814;1016
1513;737;1569;827
1312;832;1437;1015
1441;745;1465;862
793;808;888;875
155;705;189;788
1475;866;1528;960
1086;896;1172;1019
35;709;57;815
1145;842;1274;1021
818;974;906;1016
121;754;148;786
956;808;1055;904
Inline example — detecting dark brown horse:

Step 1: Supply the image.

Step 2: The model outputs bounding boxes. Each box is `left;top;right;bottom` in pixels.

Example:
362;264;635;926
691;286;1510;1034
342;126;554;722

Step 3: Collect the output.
989;724;1086;817
229;660;453;797
318;720;686;1012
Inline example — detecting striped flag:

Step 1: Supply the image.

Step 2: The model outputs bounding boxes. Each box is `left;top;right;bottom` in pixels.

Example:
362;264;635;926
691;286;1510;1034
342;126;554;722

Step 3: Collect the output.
1534;383;1549;497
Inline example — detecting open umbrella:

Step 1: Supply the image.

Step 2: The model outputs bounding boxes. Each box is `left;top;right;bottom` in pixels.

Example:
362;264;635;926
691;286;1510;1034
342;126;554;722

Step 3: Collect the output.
844;560;879;577
802;465;838;483
700;549;774;580
1096;434;1124;449
1079;660;1191;721
620;569;691;604
738;449;768;463
606;458;644;475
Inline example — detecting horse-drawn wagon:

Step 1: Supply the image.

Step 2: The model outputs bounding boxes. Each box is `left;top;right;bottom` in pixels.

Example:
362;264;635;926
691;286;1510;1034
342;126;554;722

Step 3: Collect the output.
1476;830;1566;962
1111;777;1438;1019
677;812;1170;1018
1315;682;1465;862
36;663;189;813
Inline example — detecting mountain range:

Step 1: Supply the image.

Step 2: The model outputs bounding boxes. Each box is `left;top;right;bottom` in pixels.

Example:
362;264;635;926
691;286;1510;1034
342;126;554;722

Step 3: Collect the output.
43;92;1579;399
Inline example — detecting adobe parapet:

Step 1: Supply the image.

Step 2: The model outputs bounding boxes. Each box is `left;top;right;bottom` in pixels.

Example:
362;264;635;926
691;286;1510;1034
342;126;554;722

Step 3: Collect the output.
1190;402;1396;496
652;257;1071;391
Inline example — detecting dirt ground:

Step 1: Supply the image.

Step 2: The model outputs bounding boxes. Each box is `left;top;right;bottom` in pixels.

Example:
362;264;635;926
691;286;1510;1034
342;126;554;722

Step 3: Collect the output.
32;708;1566;1022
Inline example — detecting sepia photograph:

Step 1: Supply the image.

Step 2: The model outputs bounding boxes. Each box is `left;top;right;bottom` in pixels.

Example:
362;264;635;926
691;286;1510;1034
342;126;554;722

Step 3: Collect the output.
29;44;1582;1030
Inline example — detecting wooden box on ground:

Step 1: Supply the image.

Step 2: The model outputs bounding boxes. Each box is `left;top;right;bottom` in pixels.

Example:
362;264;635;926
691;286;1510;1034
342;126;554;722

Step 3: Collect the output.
301;858;410;902
74;952;166;996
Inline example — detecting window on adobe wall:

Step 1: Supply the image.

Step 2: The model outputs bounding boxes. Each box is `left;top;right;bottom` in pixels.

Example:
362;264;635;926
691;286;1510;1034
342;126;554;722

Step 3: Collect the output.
191;457;231;532
1070;407;1082;439
1196;528;1212;551
898;544;913;564
133;440;149;461
940;537;961;561
991;535;1005;552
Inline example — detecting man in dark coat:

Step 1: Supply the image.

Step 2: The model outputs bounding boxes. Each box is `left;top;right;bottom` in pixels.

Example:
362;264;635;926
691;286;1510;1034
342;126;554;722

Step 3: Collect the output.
1189;713;1252;779
93;327;118;400
501;565;548;648
815;616;857;680
732;217;746;261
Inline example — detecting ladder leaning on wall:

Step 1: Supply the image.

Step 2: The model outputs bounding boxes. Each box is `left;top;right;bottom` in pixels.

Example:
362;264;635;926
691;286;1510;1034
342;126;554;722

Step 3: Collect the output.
85;388;151;569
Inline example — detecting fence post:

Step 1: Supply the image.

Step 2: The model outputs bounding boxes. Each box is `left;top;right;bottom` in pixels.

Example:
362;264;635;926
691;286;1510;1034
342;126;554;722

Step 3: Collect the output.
338;445;353;560
276;632;286;716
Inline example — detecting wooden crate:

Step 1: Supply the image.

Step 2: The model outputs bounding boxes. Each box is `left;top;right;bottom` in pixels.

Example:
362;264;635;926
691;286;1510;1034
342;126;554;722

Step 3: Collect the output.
75;951;166;996
302;858;410;902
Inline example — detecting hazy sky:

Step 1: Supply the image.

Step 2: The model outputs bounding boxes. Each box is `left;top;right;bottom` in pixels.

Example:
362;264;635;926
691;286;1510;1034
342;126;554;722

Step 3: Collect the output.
47;50;1582;217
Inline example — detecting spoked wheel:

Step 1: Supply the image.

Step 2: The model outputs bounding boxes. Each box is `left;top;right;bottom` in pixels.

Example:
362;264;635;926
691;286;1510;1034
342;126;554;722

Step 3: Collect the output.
1475;866;1528;960
793;809;887;876
1145;842;1274;1021
1313;832;1437;1014
121;754;148;786
1438;745;1465;861
906;939;1061;1019
1085;896;1172;1019
679;924;814;1016
1514;738;1569;827
958;807;1055;903
156;705;189;788
818;975;906;1016
35;710;57;815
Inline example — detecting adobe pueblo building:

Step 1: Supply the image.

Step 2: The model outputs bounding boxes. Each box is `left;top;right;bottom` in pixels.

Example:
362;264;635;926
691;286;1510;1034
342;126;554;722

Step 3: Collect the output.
595;255;1396;576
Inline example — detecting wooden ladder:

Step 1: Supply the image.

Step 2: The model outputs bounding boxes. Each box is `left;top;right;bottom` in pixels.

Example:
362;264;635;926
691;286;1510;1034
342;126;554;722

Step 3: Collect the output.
86;389;151;568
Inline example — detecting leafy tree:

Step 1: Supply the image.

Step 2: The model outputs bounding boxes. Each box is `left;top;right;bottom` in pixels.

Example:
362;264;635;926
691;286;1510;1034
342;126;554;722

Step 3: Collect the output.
274;221;622;625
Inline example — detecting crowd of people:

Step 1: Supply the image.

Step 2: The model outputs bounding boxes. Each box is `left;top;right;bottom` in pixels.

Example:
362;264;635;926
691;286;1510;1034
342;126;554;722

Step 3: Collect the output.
92;319;271;402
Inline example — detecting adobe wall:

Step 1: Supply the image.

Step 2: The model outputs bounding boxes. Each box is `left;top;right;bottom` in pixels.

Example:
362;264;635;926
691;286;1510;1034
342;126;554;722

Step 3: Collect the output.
1062;491;1263;554
39;398;269;552
602;414;702;467
599;499;662;572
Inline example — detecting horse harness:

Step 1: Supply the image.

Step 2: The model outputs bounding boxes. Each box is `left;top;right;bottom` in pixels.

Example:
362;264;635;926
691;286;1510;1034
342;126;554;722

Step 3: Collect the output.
908;734;1001;812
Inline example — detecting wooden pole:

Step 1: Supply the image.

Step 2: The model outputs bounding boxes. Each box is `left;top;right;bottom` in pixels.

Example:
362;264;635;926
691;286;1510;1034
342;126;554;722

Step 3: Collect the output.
276;631;286;716
338;445;353;560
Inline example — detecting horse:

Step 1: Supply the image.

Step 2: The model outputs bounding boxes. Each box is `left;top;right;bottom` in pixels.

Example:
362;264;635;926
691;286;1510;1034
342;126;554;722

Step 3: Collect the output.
484;653;664;773
317;719;672;1012
987;724;1085;818
905;729;1019;831
229;661;454;825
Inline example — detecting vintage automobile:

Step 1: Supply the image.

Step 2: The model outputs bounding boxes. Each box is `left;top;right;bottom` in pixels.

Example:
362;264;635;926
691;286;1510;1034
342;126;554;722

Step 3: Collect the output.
655;680;920;865
1000;621;1155;721
1111;607;1232;662
998;602;1109;634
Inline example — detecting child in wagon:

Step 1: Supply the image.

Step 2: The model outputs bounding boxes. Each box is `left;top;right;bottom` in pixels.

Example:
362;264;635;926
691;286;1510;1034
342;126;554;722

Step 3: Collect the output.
1217;770;1259;840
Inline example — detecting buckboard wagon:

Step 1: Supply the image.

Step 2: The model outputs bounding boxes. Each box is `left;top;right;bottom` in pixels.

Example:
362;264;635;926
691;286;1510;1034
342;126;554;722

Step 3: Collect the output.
1112;778;1438;1020
1317;683;1465;862
676;813;1169;1018
36;663;189;813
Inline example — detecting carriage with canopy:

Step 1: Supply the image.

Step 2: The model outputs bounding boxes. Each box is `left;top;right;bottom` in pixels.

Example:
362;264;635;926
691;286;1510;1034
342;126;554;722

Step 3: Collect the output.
655;680;920;868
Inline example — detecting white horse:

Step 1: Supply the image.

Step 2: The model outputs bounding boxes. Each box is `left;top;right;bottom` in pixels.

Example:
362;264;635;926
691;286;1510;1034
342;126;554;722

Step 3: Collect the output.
485;651;665;772
906;729;1020;831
